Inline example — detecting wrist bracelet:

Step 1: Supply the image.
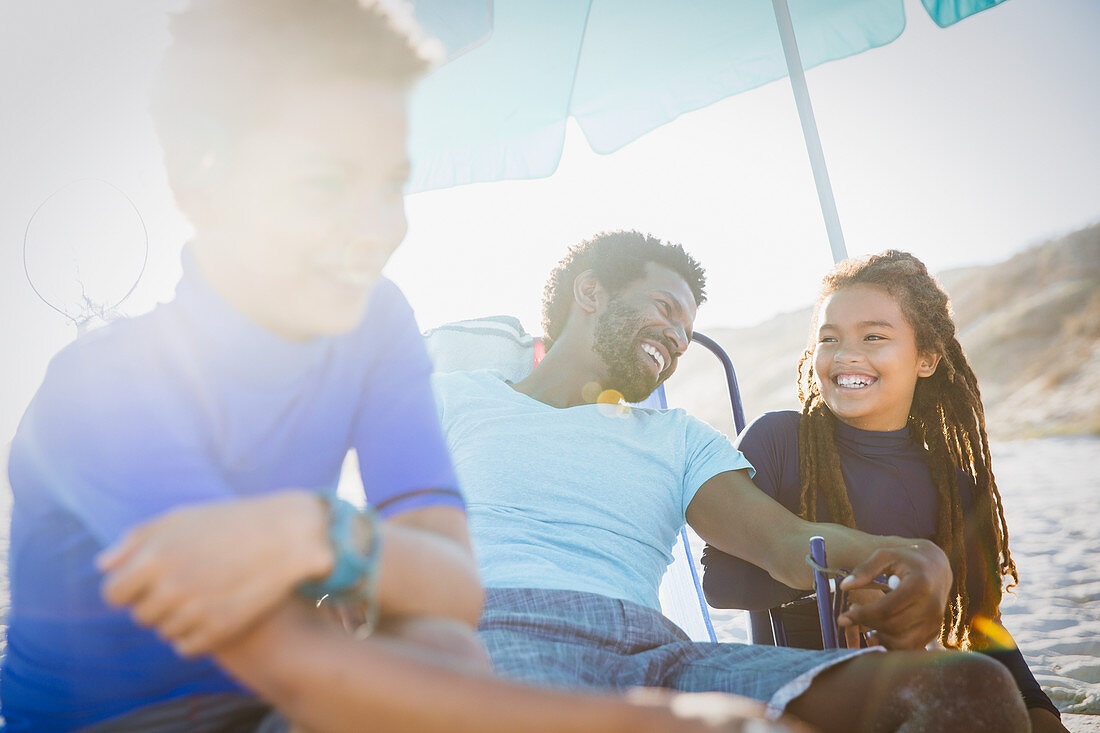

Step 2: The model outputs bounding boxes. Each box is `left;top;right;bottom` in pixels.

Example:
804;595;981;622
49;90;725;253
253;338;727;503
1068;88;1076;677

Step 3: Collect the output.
298;496;383;636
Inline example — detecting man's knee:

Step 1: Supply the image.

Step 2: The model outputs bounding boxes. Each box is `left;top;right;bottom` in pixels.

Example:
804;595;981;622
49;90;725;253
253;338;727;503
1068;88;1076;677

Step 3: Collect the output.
377;615;493;675
897;651;1027;733
791;650;1028;733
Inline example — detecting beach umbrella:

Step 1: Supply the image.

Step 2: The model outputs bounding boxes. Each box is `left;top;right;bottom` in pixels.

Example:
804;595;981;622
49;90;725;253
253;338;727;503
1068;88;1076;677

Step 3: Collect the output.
409;0;1010;264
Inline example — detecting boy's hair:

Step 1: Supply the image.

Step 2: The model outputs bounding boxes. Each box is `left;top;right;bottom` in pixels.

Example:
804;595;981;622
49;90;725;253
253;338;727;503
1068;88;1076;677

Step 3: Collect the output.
540;230;707;344
152;0;435;177
796;250;1017;649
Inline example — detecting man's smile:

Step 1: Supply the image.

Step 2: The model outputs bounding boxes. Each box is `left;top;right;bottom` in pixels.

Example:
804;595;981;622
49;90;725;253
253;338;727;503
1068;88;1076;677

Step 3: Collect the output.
641;341;668;374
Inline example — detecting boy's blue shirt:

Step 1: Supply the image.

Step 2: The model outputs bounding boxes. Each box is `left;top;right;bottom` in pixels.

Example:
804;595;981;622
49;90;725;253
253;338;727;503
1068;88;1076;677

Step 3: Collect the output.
2;252;463;731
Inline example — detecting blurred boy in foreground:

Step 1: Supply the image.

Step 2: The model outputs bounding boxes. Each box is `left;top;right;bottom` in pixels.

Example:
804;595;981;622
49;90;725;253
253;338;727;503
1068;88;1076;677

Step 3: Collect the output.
2;2;784;731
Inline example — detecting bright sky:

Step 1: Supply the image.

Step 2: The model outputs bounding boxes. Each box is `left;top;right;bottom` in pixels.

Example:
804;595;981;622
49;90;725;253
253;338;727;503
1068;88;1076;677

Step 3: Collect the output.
2;0;1098;443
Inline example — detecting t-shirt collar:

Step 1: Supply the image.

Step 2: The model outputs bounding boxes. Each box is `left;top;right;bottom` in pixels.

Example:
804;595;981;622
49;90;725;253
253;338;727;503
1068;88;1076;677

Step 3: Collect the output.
173;246;331;388
833;417;914;455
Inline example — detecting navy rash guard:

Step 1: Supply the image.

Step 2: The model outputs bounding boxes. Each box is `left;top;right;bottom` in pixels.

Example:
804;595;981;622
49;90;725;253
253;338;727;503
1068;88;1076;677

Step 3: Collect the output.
701;410;1058;717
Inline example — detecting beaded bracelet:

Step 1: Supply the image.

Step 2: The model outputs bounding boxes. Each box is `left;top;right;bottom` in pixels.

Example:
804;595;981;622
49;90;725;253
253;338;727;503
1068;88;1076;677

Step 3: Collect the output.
297;496;383;638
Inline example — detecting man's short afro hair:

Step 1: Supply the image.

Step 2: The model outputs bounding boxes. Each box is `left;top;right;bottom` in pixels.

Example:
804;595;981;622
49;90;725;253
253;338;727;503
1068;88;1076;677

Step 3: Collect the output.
540;230;707;344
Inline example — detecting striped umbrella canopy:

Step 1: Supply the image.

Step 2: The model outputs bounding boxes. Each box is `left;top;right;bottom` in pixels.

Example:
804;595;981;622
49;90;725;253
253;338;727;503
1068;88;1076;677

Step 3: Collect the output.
409;0;1010;263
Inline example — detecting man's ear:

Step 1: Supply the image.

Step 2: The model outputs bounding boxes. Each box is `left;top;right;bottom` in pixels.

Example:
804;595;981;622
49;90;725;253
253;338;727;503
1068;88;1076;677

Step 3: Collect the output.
573;270;604;315
917;352;941;378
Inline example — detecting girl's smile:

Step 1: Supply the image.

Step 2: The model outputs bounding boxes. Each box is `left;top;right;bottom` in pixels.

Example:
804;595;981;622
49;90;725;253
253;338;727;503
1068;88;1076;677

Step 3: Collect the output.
814;284;939;431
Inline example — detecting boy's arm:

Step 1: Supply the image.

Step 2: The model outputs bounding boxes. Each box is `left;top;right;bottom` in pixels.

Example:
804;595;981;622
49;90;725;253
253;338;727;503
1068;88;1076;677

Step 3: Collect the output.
100;490;482;656
212;599;796;733
686;469;951;650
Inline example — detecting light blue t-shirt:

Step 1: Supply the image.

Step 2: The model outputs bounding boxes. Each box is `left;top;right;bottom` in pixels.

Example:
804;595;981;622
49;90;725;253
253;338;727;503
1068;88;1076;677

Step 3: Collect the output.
434;369;753;610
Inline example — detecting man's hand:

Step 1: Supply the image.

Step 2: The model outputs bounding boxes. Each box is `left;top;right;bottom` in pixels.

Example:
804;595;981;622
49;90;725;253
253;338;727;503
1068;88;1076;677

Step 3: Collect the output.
836;540;951;650
98;490;332;657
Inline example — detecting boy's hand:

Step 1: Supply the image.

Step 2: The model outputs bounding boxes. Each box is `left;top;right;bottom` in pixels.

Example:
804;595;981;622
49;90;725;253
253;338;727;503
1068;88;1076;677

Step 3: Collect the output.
98;490;333;657
836;540;951;650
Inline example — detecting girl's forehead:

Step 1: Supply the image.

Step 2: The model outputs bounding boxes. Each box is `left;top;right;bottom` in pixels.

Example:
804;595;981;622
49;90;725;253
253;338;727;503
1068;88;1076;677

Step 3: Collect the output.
818;284;908;325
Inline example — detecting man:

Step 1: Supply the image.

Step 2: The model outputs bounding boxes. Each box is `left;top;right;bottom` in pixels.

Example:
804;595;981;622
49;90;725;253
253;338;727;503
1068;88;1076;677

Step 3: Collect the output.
4;3;785;731
431;230;1030;732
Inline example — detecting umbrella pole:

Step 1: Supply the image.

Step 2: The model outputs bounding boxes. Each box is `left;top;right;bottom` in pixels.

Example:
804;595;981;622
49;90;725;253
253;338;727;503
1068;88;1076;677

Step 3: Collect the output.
771;0;848;265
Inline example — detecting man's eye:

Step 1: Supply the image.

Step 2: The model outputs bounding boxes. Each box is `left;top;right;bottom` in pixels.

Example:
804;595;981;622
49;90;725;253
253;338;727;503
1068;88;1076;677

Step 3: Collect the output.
658;301;671;317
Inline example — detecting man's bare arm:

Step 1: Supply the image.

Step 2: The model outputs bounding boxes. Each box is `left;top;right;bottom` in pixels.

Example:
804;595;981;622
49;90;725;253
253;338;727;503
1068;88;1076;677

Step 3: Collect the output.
686;469;951;649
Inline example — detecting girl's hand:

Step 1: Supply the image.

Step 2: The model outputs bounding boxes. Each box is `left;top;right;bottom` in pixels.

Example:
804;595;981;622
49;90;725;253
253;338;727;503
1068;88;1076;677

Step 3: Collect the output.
98;490;333;657
836;540;951;650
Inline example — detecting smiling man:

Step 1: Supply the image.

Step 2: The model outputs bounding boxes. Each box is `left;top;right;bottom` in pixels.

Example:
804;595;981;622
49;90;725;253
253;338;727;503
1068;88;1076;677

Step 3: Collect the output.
432;230;1030;732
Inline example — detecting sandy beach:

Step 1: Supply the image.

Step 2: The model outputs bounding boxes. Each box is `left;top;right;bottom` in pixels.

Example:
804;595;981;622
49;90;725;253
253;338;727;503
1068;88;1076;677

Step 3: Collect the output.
1;436;1097;729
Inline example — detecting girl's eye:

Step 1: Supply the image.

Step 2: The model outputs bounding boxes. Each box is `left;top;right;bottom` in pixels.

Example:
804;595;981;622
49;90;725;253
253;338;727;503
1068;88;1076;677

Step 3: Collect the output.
865;334;885;341
818;336;837;343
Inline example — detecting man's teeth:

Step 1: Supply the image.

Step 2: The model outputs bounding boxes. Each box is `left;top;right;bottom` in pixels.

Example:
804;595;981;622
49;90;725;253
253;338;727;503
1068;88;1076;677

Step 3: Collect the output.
641;343;666;372
835;374;875;388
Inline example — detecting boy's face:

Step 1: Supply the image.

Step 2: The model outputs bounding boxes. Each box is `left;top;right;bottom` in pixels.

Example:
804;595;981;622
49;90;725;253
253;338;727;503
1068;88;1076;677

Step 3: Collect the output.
185;77;410;340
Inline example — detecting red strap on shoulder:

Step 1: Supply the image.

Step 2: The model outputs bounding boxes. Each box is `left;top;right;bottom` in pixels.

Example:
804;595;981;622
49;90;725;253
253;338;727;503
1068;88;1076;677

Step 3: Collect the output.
533;337;546;367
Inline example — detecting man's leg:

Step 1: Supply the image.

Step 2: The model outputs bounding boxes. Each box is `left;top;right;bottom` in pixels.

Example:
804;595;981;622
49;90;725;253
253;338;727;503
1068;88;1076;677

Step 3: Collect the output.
786;650;1028;733
650;620;1027;731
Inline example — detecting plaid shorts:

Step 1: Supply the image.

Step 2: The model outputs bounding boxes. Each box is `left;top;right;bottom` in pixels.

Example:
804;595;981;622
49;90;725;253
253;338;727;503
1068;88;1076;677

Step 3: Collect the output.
480;587;877;715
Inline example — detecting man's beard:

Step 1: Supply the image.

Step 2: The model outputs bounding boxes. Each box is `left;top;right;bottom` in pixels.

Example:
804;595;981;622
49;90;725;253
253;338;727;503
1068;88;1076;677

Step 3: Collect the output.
592;298;661;404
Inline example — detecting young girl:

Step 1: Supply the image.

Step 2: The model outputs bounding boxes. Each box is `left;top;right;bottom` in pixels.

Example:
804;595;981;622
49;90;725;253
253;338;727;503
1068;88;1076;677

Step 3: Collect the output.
700;250;1065;731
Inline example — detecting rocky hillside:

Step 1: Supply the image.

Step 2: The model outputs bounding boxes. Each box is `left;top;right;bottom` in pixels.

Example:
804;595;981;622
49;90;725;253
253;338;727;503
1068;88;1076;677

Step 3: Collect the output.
666;224;1100;440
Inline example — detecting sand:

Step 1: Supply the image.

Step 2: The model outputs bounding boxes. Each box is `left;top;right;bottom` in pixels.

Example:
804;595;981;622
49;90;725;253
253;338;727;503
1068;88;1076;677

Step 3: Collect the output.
1;436;1097;729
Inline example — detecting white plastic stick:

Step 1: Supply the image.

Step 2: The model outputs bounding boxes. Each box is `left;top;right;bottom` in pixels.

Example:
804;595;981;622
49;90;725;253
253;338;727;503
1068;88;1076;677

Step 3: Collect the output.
771;0;849;265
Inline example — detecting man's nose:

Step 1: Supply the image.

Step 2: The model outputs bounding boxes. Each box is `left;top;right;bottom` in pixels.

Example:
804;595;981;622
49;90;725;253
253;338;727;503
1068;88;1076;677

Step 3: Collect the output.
664;322;690;356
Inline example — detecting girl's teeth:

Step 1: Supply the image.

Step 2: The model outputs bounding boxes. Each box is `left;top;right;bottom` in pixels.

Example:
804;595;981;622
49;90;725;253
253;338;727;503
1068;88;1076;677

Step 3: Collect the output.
836;375;874;388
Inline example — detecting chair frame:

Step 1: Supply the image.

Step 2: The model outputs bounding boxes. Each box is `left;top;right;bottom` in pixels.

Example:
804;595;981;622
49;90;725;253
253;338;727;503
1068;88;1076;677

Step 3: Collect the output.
678;333;839;649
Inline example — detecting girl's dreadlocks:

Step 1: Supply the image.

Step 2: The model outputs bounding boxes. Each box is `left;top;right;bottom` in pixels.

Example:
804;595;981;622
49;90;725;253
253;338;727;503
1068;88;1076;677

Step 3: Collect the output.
795;250;1017;649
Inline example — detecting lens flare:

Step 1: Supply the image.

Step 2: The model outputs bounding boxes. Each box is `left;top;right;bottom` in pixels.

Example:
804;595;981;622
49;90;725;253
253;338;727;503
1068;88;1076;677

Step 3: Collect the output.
597;389;631;418
970;615;1017;650
582;381;603;404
